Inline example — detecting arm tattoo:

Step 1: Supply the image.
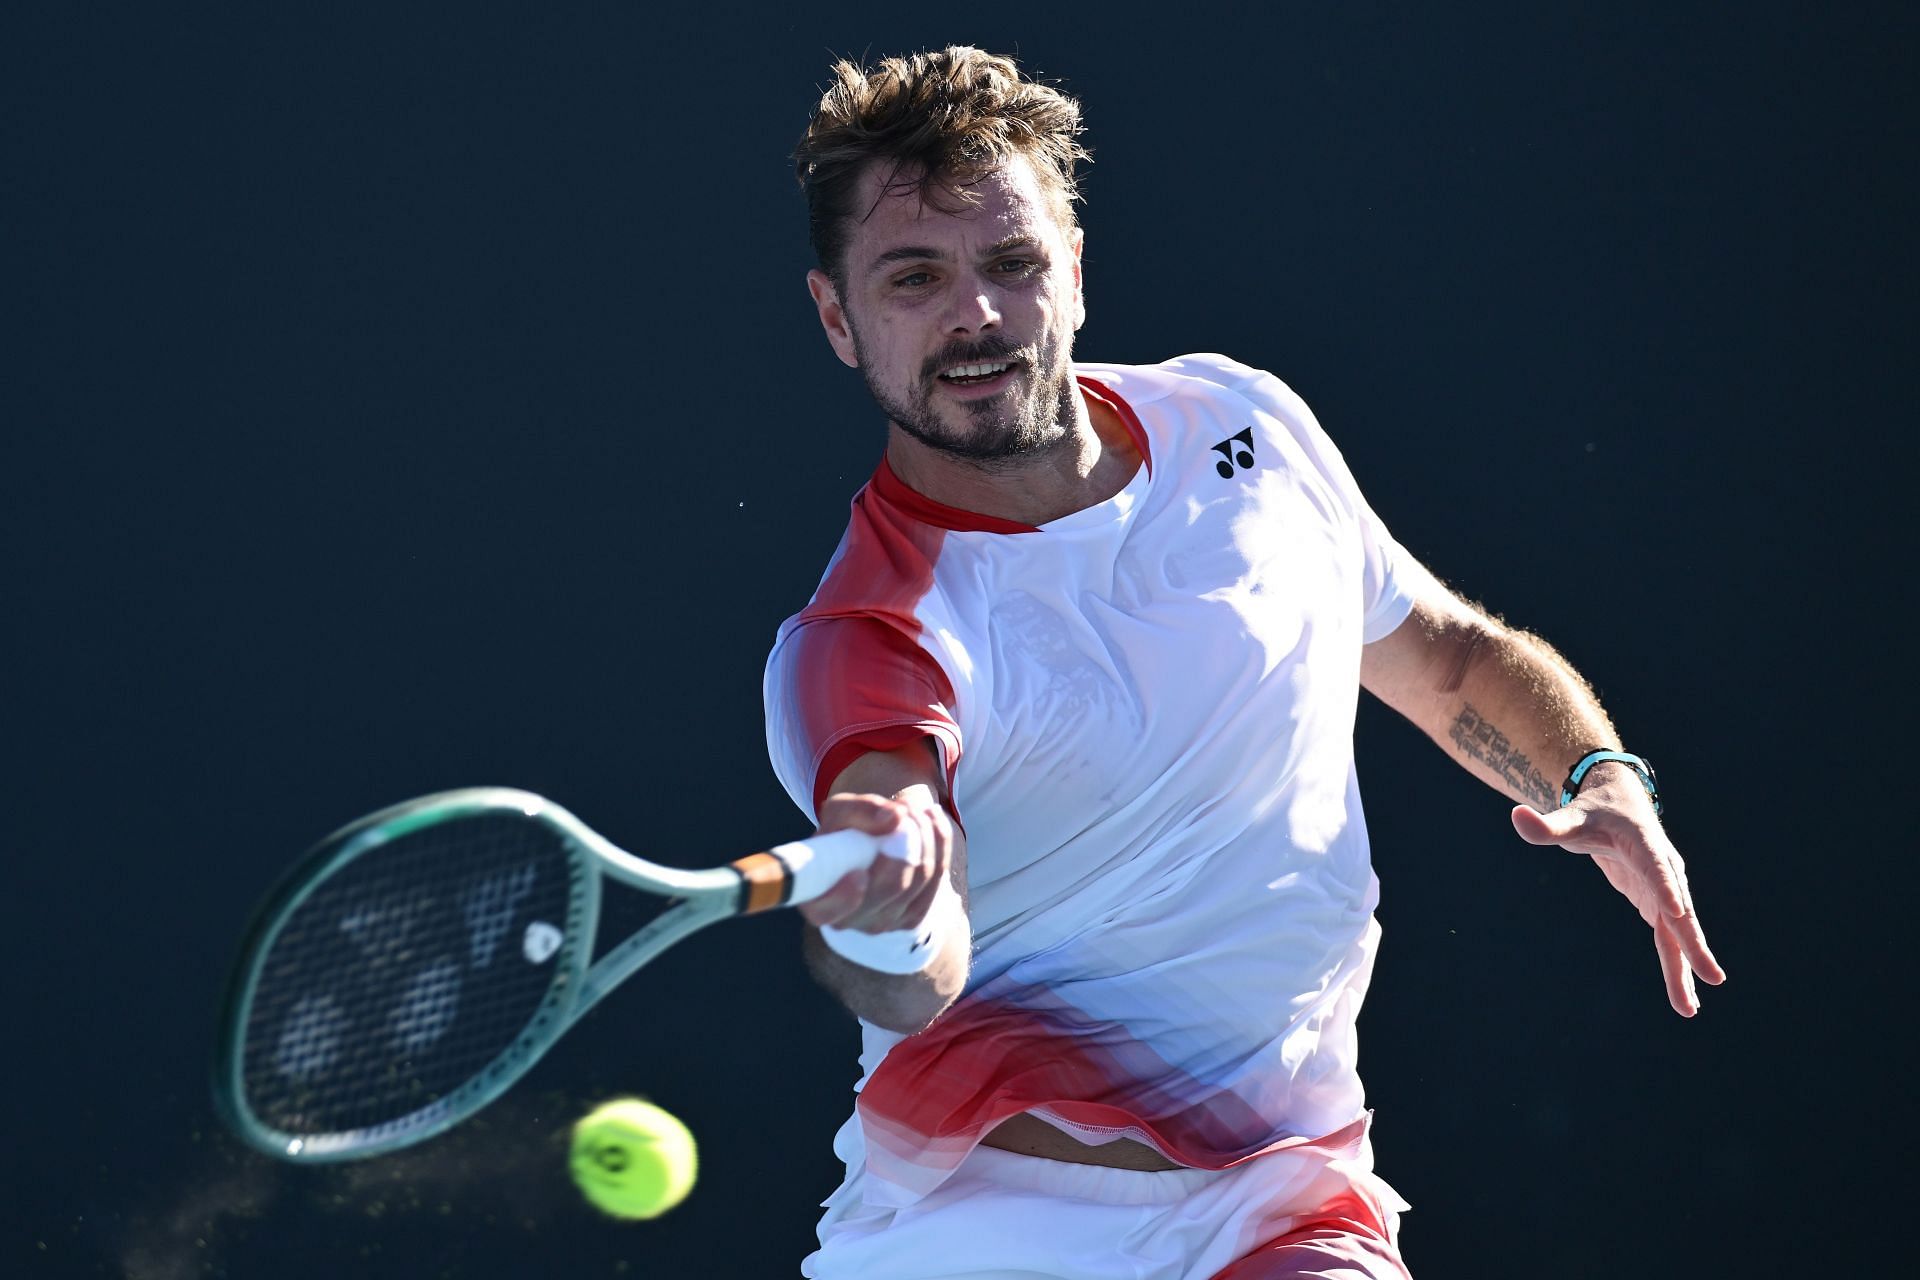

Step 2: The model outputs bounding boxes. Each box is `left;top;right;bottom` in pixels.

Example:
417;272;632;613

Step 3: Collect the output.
1437;628;1484;695
1448;703;1558;810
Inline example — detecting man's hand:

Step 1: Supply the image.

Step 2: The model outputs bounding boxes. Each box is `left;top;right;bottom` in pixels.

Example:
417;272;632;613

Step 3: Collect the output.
1510;763;1726;1016
800;787;957;937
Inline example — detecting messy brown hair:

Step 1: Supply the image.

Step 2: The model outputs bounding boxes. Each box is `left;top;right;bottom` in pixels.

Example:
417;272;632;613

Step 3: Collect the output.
794;46;1090;286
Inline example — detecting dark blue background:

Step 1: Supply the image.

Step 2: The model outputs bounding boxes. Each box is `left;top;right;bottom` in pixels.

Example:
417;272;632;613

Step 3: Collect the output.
8;3;1911;1276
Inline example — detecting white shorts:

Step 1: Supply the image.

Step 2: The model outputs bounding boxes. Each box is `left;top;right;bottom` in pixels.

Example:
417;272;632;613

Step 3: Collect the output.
803;1125;1411;1280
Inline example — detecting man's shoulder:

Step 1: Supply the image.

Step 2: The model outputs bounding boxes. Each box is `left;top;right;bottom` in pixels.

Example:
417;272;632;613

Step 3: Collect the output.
1077;353;1298;408
771;478;955;660
1075;355;1313;429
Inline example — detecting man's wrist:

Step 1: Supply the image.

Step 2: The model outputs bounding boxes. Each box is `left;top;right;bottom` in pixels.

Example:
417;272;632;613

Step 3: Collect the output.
1561;749;1661;814
818;875;966;974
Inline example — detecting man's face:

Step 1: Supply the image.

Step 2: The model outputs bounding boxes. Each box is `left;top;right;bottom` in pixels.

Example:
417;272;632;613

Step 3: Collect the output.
807;155;1087;462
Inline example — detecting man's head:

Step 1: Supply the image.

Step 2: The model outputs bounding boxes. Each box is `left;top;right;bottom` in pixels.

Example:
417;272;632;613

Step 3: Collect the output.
794;48;1094;465
794;46;1089;292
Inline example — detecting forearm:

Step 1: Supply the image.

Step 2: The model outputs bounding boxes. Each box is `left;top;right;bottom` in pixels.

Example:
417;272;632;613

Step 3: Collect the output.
802;898;971;1034
1437;620;1618;811
798;742;973;1033
1366;576;1625;811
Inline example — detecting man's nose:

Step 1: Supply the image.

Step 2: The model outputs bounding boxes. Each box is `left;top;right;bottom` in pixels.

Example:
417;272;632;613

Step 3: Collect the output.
943;274;1002;335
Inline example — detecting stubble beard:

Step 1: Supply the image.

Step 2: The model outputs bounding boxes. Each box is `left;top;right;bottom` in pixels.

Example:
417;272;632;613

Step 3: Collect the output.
853;328;1079;468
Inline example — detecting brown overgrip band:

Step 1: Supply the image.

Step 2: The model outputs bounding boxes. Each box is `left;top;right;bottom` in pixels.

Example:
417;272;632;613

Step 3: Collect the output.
731;851;791;914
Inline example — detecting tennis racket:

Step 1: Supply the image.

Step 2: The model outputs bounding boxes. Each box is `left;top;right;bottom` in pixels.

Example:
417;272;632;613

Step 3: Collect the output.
213;786;942;1163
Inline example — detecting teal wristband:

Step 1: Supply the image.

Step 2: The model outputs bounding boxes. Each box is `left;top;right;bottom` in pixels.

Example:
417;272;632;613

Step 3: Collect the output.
1560;750;1661;814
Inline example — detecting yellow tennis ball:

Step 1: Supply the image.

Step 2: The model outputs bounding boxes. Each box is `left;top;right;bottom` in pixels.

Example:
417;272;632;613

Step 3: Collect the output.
569;1098;698;1221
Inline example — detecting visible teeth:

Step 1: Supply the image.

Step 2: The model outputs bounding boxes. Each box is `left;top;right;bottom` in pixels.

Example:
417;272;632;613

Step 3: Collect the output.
945;362;1010;379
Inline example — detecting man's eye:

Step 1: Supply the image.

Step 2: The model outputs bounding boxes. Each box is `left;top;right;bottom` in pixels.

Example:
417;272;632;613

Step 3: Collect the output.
993;258;1036;274
894;271;933;288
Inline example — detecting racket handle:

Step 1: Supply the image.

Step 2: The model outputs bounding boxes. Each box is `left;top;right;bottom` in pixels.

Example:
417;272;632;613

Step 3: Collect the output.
772;826;914;904
770;827;965;974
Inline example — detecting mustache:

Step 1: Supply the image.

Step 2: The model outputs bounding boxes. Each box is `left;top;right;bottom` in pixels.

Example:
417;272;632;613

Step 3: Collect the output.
920;335;1028;380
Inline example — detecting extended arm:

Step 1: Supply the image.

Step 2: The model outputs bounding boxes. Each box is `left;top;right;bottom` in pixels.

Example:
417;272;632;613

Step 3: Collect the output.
1360;558;1726;1015
797;738;972;1034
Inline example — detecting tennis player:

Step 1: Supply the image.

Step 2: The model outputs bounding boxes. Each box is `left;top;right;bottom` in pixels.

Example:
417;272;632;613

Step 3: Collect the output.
762;47;1724;1280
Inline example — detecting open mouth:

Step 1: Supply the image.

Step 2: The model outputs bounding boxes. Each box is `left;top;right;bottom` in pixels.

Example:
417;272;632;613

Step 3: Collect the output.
937;360;1017;388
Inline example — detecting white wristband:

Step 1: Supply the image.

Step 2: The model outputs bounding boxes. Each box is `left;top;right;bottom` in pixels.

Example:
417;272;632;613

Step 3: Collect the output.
819;874;966;974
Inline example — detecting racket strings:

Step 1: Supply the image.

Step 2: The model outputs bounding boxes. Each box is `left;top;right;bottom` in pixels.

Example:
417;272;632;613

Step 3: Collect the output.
589;876;691;965
239;813;581;1144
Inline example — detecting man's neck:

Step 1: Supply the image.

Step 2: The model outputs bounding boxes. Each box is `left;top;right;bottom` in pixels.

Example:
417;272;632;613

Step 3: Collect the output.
883;393;1140;528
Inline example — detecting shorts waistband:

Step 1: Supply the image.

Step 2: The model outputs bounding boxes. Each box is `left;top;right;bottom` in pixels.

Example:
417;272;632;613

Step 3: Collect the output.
953;1142;1225;1206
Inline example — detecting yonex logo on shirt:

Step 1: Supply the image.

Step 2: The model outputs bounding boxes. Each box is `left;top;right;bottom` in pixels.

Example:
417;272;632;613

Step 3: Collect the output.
1211;427;1257;478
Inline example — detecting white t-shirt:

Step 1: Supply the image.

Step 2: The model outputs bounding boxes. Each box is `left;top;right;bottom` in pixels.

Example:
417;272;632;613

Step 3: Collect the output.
764;353;1417;1209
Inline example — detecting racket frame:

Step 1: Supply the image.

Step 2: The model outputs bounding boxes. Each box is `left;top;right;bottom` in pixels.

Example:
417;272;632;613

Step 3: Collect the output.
214;787;782;1163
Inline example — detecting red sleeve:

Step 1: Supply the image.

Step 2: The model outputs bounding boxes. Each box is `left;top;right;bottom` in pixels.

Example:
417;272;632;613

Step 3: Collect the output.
767;614;962;816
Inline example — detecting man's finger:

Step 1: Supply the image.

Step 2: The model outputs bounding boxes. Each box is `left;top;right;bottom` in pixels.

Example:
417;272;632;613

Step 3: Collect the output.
1676;912;1727;986
1667;849;1699;920
1654;917;1697;1017
818;795;909;838
799;869;869;928
1510;803;1589;847
1641;847;1691;920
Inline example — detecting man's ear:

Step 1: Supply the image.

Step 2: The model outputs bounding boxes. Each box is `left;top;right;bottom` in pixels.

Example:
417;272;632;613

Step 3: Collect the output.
807;269;860;369
1068;227;1087;332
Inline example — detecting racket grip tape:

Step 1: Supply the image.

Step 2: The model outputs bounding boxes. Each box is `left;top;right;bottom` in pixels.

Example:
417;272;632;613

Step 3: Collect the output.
730;826;901;914
732;827;963;974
